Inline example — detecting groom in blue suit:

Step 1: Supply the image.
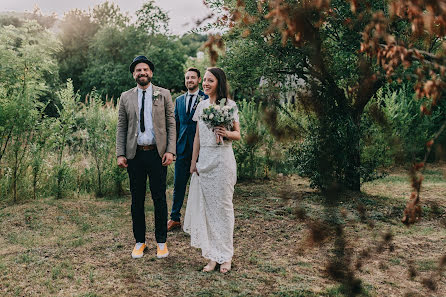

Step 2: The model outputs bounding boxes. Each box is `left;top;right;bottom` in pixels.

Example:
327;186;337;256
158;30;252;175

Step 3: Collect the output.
168;67;208;231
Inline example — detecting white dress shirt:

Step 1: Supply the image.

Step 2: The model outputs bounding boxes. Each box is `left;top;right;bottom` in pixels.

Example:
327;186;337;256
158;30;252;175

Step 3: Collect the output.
137;84;156;145
186;90;199;113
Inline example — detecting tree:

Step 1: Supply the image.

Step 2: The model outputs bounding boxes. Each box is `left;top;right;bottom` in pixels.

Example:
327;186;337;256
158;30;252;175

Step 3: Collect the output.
80;25;142;99
28;6;57;29
207;0;445;192
180;33;209;57
82;25;188;98
48;80;79;199
210;0;393;190
0;14;23;27
0;9;56;29
0;20;60;164
136;0;170;35
91;1;130;28
0;20;59;201
144;34;188;92
57;9;99;96
81;92;117;197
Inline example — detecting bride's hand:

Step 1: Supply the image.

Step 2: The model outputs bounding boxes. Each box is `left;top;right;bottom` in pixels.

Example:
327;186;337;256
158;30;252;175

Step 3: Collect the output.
190;162;199;175
215;126;228;138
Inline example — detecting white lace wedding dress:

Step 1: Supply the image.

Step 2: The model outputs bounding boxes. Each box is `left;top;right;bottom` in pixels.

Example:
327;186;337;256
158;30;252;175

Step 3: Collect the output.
183;99;239;264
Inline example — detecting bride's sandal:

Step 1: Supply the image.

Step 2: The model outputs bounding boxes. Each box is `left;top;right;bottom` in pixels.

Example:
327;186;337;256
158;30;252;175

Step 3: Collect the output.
220;260;231;274
202;261;217;272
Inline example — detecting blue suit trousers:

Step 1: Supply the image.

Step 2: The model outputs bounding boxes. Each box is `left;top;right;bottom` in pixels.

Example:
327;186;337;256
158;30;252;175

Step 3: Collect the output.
170;147;192;222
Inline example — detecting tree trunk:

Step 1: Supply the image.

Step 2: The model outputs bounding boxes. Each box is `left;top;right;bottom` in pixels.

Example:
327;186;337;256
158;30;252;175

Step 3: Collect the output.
344;139;361;191
0;128;13;165
33;169;39;200
13;149;18;203
343;115;361;191
97;169;103;197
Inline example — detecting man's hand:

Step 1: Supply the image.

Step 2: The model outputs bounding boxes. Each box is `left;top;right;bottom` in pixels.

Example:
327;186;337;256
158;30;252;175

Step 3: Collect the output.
117;156;128;168
162;152;174;166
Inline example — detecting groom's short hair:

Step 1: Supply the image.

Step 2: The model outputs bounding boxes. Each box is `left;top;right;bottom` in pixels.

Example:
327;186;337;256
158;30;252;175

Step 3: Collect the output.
186;67;201;78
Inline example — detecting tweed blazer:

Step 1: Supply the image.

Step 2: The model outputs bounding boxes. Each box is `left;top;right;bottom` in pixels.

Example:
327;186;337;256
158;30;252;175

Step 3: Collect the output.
116;85;176;159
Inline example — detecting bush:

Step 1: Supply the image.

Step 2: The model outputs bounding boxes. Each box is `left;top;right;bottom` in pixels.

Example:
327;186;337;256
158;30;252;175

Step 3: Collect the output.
52;161;76;199
233;99;273;179
378;85;446;162
359;101;395;182
295;113;360;191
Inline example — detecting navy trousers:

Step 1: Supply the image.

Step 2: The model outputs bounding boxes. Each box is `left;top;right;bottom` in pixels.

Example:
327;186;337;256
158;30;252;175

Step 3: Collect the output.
170;147;192;222
127;149;167;243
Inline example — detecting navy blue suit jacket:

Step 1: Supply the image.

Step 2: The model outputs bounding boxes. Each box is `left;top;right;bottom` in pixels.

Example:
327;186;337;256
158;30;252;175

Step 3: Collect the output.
174;90;208;157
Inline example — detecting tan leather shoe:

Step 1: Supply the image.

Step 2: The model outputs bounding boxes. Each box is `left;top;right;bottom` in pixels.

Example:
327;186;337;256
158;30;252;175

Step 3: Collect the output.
167;220;181;231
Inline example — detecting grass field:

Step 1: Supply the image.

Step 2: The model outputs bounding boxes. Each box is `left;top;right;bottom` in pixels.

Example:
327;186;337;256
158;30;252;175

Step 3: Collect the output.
0;164;445;296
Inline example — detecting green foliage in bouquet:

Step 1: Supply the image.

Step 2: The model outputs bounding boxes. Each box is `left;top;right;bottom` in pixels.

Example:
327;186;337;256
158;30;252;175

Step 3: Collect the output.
200;98;236;129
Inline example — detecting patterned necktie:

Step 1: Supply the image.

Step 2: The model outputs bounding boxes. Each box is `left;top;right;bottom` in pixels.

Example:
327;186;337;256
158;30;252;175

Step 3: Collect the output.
140;90;146;132
186;94;193;115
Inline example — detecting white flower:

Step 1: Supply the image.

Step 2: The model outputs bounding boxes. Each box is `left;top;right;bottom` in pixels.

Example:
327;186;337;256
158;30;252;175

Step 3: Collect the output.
209;113;214;119
153;90;161;100
215;105;221;110
202;114;208;119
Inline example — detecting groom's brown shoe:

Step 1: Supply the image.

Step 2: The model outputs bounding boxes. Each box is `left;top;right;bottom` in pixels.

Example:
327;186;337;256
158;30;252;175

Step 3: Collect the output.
167;220;181;231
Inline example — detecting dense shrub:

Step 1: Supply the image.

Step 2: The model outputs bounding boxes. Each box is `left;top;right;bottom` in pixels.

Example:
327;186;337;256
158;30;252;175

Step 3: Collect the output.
294;113;361;191
377;85;446;162
233;99;268;179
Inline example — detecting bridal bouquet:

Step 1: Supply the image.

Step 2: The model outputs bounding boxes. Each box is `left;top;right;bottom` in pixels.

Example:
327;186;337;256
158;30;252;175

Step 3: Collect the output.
200;98;236;145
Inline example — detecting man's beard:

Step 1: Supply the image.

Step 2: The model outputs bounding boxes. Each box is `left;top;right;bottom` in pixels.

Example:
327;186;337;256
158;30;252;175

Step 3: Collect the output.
136;75;152;86
187;82;198;91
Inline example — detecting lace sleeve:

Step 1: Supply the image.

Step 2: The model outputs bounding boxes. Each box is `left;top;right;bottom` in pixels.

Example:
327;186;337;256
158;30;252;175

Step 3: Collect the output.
231;100;239;123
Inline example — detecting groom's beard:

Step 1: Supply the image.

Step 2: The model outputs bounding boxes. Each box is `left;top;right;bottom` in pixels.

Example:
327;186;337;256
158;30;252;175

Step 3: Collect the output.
136;74;152;86
186;82;198;91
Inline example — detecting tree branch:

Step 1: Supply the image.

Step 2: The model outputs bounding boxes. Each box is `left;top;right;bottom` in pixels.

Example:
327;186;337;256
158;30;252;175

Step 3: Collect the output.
379;44;446;64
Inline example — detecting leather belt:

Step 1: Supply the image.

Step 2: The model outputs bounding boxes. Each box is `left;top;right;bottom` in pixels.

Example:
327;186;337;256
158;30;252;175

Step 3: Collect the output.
137;144;156;151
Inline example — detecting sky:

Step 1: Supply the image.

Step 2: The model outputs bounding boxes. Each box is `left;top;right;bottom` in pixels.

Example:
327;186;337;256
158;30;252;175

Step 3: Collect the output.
0;0;213;35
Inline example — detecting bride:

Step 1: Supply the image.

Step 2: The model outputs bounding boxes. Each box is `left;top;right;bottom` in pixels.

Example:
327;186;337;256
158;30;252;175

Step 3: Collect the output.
183;67;240;273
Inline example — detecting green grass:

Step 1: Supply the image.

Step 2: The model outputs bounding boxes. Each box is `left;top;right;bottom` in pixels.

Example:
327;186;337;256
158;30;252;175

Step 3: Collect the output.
416;259;437;272
51;261;75;280
14;252;35;264
0;261;7;275
388;257;402;265
0;166;445;296
370;169;445;184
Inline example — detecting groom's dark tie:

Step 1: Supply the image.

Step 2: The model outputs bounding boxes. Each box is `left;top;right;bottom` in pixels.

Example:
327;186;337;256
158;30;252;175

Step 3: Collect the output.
186;94;193;116
140;90;146;132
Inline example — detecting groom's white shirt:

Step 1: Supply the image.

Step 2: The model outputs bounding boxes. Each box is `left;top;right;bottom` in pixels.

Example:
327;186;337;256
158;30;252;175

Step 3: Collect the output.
185;90;199;114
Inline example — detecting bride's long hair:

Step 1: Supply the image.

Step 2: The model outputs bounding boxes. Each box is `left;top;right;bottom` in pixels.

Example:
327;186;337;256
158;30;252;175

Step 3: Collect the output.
206;67;229;105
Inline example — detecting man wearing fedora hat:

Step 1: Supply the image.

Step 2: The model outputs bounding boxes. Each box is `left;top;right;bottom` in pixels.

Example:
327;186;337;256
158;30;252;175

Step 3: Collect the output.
116;55;175;259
